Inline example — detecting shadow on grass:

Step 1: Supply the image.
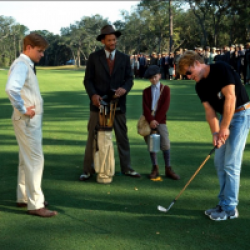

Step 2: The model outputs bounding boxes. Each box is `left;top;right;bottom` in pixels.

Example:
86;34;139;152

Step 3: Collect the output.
1;78;250;249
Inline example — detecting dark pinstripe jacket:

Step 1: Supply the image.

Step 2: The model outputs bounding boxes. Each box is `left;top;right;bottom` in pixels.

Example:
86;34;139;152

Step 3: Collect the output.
84;49;133;113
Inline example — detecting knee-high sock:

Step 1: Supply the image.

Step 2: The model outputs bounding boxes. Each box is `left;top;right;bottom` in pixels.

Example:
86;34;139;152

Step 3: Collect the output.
150;152;158;166
163;150;170;166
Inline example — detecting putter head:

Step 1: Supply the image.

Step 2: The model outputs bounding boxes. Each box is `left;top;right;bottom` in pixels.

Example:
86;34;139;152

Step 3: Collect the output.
157;205;168;213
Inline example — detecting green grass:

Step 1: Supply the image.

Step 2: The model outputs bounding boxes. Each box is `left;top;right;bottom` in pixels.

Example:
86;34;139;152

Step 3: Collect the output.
1;68;250;250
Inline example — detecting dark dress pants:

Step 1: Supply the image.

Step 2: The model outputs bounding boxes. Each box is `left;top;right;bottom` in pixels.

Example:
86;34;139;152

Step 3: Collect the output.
83;111;132;173
164;65;169;80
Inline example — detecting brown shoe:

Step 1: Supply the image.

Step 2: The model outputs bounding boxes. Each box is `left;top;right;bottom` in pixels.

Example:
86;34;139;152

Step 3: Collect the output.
149;165;159;179
165;166;180;180
17;201;49;208
28;208;57;217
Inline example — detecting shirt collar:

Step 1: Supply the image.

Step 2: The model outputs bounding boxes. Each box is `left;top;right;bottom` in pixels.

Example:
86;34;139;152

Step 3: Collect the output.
152;81;160;89
20;53;34;67
104;49;116;59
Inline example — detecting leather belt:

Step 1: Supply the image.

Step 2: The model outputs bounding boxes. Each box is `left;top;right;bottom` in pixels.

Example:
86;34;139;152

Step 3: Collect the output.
235;103;250;113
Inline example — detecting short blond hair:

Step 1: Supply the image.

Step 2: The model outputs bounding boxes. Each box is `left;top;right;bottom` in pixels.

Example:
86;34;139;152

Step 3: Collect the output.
177;50;204;75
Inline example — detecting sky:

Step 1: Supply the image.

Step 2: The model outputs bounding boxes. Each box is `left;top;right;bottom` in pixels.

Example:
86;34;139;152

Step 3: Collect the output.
1;1;140;35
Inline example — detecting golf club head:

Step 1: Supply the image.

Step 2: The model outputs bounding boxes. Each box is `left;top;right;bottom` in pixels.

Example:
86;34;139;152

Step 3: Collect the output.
157;205;168;213
157;200;175;213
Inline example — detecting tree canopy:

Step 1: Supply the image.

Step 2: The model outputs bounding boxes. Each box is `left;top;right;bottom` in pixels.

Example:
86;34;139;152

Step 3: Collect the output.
1;0;249;67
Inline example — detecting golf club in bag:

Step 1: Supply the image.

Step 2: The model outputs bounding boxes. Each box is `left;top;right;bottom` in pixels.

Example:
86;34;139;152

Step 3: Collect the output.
158;146;216;213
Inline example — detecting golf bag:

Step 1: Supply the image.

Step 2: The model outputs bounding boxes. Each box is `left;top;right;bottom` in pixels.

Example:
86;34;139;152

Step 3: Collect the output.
94;130;115;184
93;95;118;184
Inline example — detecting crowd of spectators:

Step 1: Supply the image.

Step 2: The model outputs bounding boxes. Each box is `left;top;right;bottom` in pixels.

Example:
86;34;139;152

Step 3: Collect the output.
130;42;250;85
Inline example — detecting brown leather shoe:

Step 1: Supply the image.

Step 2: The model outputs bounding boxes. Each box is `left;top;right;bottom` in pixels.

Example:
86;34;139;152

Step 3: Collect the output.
28;208;57;217
165;166;180;180
17;201;49;208
149;165;159;179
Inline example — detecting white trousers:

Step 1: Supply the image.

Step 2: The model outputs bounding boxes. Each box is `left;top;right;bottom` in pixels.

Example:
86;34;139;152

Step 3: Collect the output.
12;114;45;210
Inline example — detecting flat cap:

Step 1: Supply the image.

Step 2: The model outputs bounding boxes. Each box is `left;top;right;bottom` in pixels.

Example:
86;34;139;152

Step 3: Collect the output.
144;65;160;79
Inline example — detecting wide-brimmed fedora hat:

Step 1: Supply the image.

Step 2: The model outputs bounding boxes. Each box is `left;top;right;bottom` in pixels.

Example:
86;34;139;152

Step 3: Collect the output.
96;25;122;41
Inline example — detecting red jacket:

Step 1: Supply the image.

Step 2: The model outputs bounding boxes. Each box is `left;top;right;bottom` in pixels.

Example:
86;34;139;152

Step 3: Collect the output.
142;83;170;124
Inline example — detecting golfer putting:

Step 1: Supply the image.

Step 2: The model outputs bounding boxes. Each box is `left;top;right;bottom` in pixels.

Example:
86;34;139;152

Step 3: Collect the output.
172;50;250;221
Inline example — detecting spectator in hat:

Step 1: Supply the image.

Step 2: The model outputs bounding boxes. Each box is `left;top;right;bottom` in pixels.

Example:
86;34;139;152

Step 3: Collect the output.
80;24;141;181
142;65;180;180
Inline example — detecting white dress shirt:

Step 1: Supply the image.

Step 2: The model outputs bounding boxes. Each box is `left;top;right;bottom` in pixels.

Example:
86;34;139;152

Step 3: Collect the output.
5;54;35;114
151;81;160;111
104;49;116;60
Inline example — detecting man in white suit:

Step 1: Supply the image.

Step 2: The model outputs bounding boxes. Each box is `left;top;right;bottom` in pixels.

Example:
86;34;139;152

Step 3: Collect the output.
5;33;57;217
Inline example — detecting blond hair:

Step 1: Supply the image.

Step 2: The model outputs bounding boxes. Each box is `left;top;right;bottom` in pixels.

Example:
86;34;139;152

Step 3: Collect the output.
177;50;204;75
23;33;49;51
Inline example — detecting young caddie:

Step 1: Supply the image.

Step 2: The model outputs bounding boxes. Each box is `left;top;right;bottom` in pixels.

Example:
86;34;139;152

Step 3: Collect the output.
142;65;180;180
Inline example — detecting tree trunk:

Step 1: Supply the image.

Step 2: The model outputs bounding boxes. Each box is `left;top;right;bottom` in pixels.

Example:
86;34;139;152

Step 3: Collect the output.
18;39;22;56
13;33;16;59
8;36;12;66
77;48;80;67
169;0;173;52
158;32;162;54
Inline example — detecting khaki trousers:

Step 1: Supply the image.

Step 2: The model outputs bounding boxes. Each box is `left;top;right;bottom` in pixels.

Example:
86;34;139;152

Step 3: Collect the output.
12;114;45;210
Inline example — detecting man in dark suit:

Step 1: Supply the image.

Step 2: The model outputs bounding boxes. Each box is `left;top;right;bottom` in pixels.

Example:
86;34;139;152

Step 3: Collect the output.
80;25;141;181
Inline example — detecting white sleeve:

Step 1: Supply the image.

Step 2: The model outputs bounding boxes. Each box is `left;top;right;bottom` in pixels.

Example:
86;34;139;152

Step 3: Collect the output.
5;62;28;114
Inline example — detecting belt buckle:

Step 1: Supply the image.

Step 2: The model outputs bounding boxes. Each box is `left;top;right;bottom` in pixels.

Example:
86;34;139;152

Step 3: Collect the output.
244;103;250;110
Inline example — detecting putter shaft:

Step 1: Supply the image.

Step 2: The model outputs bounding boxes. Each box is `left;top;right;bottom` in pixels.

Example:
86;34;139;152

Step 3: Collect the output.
175;146;216;201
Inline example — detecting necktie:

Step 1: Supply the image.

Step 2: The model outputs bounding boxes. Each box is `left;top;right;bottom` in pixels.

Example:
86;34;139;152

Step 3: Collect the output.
109;52;113;61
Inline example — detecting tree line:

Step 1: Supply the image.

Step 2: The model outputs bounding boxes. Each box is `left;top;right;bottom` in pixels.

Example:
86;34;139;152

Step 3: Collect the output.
0;0;249;67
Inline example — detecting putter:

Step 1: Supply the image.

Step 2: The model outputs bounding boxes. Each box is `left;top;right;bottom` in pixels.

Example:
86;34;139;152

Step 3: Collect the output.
158;146;216;213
